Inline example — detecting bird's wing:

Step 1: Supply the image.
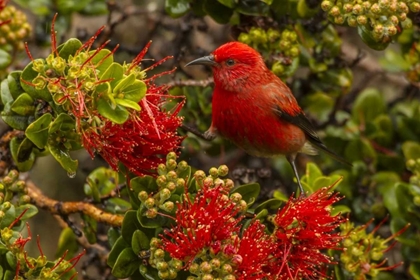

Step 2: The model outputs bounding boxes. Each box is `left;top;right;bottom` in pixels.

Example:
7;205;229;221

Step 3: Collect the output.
273;101;352;167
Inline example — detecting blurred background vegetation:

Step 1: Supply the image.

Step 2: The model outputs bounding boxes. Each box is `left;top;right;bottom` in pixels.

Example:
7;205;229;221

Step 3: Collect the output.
0;0;419;279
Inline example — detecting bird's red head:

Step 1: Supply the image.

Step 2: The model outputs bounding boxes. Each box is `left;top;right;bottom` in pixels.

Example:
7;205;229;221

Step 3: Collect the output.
186;42;269;91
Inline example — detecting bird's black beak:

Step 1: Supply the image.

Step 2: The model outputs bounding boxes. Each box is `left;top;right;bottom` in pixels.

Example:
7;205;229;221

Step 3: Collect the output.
185;55;217;67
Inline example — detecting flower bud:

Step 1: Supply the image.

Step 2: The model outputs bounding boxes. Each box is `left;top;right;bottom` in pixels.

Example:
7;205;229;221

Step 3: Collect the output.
166;159;177;171
347;16;358;27
409;2;420;12
2;201;11;210
321;0;333;11
334;15;345;24
343;3;353;12
209;167;219;177
144;197;155;209
158;163;167;175
398;2;409;13
389;15;399;25
194;170;206;182
224;275;236;280
230;192;242;202
387;26;397;36
203;177;214;188
413;196;420;206
210;258;221;269
156;261;169;271
238;33;251;45
352;4;363;14
177;160;188;171
146;208;158;218
167;181;176;191
158;270;169;279
161;201;175;212
200;261;212;273
150;237;161;248
357;15;368;25
138;191;148;202
217;165;229;177
329;6;340;16
176;178;185;189
222;264;233;274
398;12;407;21
166;152;177;161
378;0;389;9
267;28;281;42
169;259;183;270
166;171;177;181
370;3;381;13
154;248;165;259
224;179;234;189
189;263;199;274
160;188;171;201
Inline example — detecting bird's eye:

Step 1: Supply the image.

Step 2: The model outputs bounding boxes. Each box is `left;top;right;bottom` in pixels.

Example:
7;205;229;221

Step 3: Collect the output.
226;59;235;66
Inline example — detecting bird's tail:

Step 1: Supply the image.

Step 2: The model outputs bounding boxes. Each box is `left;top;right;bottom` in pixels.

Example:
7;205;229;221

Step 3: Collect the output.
307;140;353;167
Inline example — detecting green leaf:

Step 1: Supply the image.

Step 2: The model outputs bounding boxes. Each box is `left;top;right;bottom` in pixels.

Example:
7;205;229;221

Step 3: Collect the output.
203;0;233;23
10;138;35;172
331;205;351;216
56;0;92;13
97;97;129;124
108;236;130;267
0;205;16;228
99;62;124;88
137;206;167;228
379;49;411;72
165;0;190;17
108;227;120;248
115;99;141;111
273;190;289;201
15;204;38;220
120;80;147;102
1;77;14;105
90;49;113;74
231;183;260;206
25;113;52;149
131;230;150;255
409;262;420;279
111;248;140;278
16;137;34;162
139;265;160;280
402;141;420;160
49;113;76;133
10;93;35;116
352;88;386;125
20;61;52;101
218;0;235;8
131;176;159;194
344;138;377;165
84;167;119;201
0;49;11;69
57;38;83;60
122;210;143;244
113;73;136;93
253;198;283;215
55;227;78;259
48;143;78;174
81;213;98;244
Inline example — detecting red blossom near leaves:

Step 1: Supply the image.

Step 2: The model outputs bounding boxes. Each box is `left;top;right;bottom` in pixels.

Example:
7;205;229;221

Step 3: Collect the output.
270;185;346;279
82;85;185;176
234;220;274;280
160;185;242;267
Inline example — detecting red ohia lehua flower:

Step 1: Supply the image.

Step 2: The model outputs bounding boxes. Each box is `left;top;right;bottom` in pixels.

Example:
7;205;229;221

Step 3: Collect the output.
160;184;242;267
234;220;274;280
270;185;346;279
74;39;185;176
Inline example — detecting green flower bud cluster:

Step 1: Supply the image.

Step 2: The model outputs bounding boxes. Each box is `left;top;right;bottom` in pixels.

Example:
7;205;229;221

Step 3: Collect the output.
149;238;181;279
187;258;236;280
0;5;31;51
340;221;400;278
238;27;300;78
406;158;420;190
0;170;29;208
321;0;415;43
140;152;187;218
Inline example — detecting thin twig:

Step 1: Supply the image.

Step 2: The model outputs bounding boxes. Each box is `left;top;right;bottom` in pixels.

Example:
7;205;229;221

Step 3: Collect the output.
26;181;123;227
167;77;213;88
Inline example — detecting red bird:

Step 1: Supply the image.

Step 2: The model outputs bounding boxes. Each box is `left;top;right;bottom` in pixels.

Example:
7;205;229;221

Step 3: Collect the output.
186;42;350;194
